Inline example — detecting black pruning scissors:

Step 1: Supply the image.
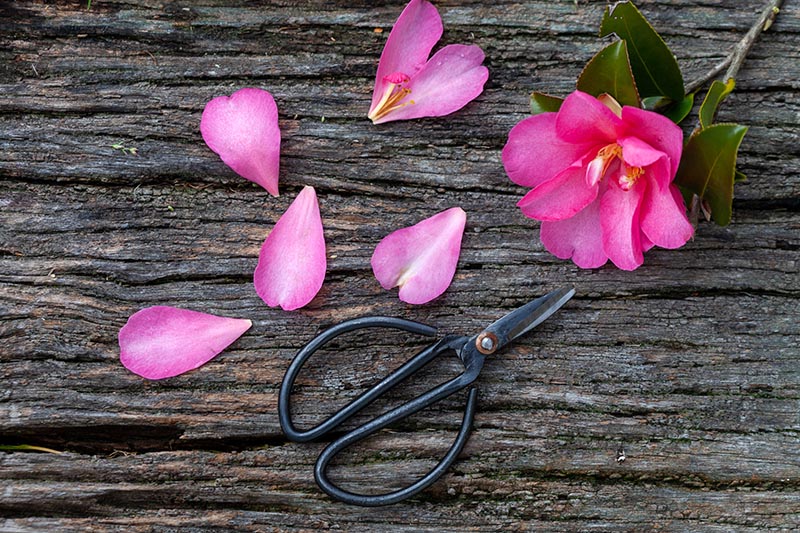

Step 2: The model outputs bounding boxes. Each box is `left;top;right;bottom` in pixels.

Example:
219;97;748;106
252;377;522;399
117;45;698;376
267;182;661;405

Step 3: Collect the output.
278;287;575;506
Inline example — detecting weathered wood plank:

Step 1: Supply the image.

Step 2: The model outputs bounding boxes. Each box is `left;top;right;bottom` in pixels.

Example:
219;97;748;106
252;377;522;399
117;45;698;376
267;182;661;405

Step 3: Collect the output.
1;0;799;531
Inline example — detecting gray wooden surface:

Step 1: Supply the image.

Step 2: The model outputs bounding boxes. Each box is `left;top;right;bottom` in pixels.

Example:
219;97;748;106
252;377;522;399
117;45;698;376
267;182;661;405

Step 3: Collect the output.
1;1;799;531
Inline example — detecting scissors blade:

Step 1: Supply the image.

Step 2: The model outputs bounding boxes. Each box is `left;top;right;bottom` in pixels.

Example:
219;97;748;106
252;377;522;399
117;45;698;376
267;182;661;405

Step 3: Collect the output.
484;287;575;350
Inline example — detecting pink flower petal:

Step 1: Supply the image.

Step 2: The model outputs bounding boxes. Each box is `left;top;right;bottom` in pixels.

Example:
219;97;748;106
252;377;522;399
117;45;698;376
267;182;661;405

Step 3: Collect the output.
556;91;623;145
503;113;596;188
370;0;443;113
254;186;326;311
517;165;599;221
200;88;281;196
119;307;251;380
621;105;683;179
540;196;608;269
371;207;466;305
600;179;646;270
641;183;694;249
371;44;488;124
619;136;666;168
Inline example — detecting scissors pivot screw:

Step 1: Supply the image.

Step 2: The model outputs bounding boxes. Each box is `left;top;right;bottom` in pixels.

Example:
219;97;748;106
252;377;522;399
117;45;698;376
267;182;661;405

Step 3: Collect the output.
476;332;498;355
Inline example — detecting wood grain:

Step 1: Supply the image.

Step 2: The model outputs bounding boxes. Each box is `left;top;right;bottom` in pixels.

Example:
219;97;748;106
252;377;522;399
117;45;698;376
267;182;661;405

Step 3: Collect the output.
1;0;799;531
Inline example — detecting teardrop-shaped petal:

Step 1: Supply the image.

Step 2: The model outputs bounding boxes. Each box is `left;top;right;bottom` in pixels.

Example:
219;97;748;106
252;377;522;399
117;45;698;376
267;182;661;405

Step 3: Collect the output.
370;0;443;113
371;207;466;305
254;186;326;311
371;44;488;124
119;307;252;380
200;87;281;196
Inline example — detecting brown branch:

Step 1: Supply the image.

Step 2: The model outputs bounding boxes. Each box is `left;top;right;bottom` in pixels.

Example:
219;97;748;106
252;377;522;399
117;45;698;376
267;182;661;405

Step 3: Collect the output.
684;0;784;94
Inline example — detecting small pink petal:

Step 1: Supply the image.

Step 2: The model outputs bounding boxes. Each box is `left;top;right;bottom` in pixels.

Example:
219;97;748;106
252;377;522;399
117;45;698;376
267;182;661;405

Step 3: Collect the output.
619;136;666;168
371;207;466;305
370;0;443;113
540;196;608;269
371;44;488;124
556;91;622;145
200;88;281;196
119;307;251;380
600;179;646;271
641;183;694;249
621;105;683;178
254;186;326;311
503;113;595;189
517;165;599;221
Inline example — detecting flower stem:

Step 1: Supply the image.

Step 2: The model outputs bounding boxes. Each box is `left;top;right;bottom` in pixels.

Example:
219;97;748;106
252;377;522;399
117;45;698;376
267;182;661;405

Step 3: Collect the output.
684;0;784;94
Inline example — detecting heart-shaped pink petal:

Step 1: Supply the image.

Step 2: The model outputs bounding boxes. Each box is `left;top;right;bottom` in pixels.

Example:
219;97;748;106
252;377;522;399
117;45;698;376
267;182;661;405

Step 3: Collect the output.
371;207;466;305
119;306;252;380
254;186;327;311
200;87;281;196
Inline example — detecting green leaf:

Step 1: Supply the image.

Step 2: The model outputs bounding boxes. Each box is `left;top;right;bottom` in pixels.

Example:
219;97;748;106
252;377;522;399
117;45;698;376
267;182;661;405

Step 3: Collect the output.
674;123;748;226
600;1;684;101
530;92;564;115
699;78;735;129
734;170;747;183
577;40;640;107
643;93;695;124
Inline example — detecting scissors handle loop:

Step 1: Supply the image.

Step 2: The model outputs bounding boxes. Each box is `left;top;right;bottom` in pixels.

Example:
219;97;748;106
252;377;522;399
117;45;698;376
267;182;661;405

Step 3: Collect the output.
279;316;438;443
315;384;478;507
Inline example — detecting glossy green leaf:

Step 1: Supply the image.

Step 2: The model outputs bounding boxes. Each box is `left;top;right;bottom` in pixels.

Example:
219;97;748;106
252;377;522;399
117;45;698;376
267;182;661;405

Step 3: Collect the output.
577;40;640;107
600;1;684;101
699;78;735;129
734;170;747;183
530;92;564;115
643;93;695;124
675;123;748;226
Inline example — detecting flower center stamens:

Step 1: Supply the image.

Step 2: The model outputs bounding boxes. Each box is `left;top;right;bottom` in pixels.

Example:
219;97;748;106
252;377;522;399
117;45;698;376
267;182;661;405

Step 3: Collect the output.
368;72;415;122
586;143;623;187
618;165;644;191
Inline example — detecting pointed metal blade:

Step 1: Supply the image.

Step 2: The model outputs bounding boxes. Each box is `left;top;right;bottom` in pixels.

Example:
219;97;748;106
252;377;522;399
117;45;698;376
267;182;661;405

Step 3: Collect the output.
474;287;575;354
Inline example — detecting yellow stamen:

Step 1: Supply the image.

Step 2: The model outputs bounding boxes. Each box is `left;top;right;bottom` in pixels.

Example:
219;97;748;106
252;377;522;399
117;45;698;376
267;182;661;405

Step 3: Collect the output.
586;143;623;186
619;165;644;190
368;83;414;122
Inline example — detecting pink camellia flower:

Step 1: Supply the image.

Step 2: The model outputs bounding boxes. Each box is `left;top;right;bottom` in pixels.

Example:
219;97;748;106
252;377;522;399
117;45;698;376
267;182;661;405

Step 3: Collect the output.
119;306;252;380
367;0;489;124
502;91;694;270
254;186;326;311
201;87;281;196
371;207;466;304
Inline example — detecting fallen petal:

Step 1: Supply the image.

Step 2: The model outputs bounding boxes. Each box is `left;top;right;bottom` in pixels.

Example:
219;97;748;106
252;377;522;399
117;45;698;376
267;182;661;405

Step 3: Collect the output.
370;0;443;114
119;307;251;380
254;186;326;311
372;44;488;124
371;207;466;305
201;87;281;196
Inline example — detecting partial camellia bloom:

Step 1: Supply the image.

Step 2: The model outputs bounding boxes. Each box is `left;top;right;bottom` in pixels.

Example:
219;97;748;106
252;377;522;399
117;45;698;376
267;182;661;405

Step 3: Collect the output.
254;186;326;311
371;207;466;304
367;0;489;124
201;87;281;196
119;307;252;380
502;90;694;270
